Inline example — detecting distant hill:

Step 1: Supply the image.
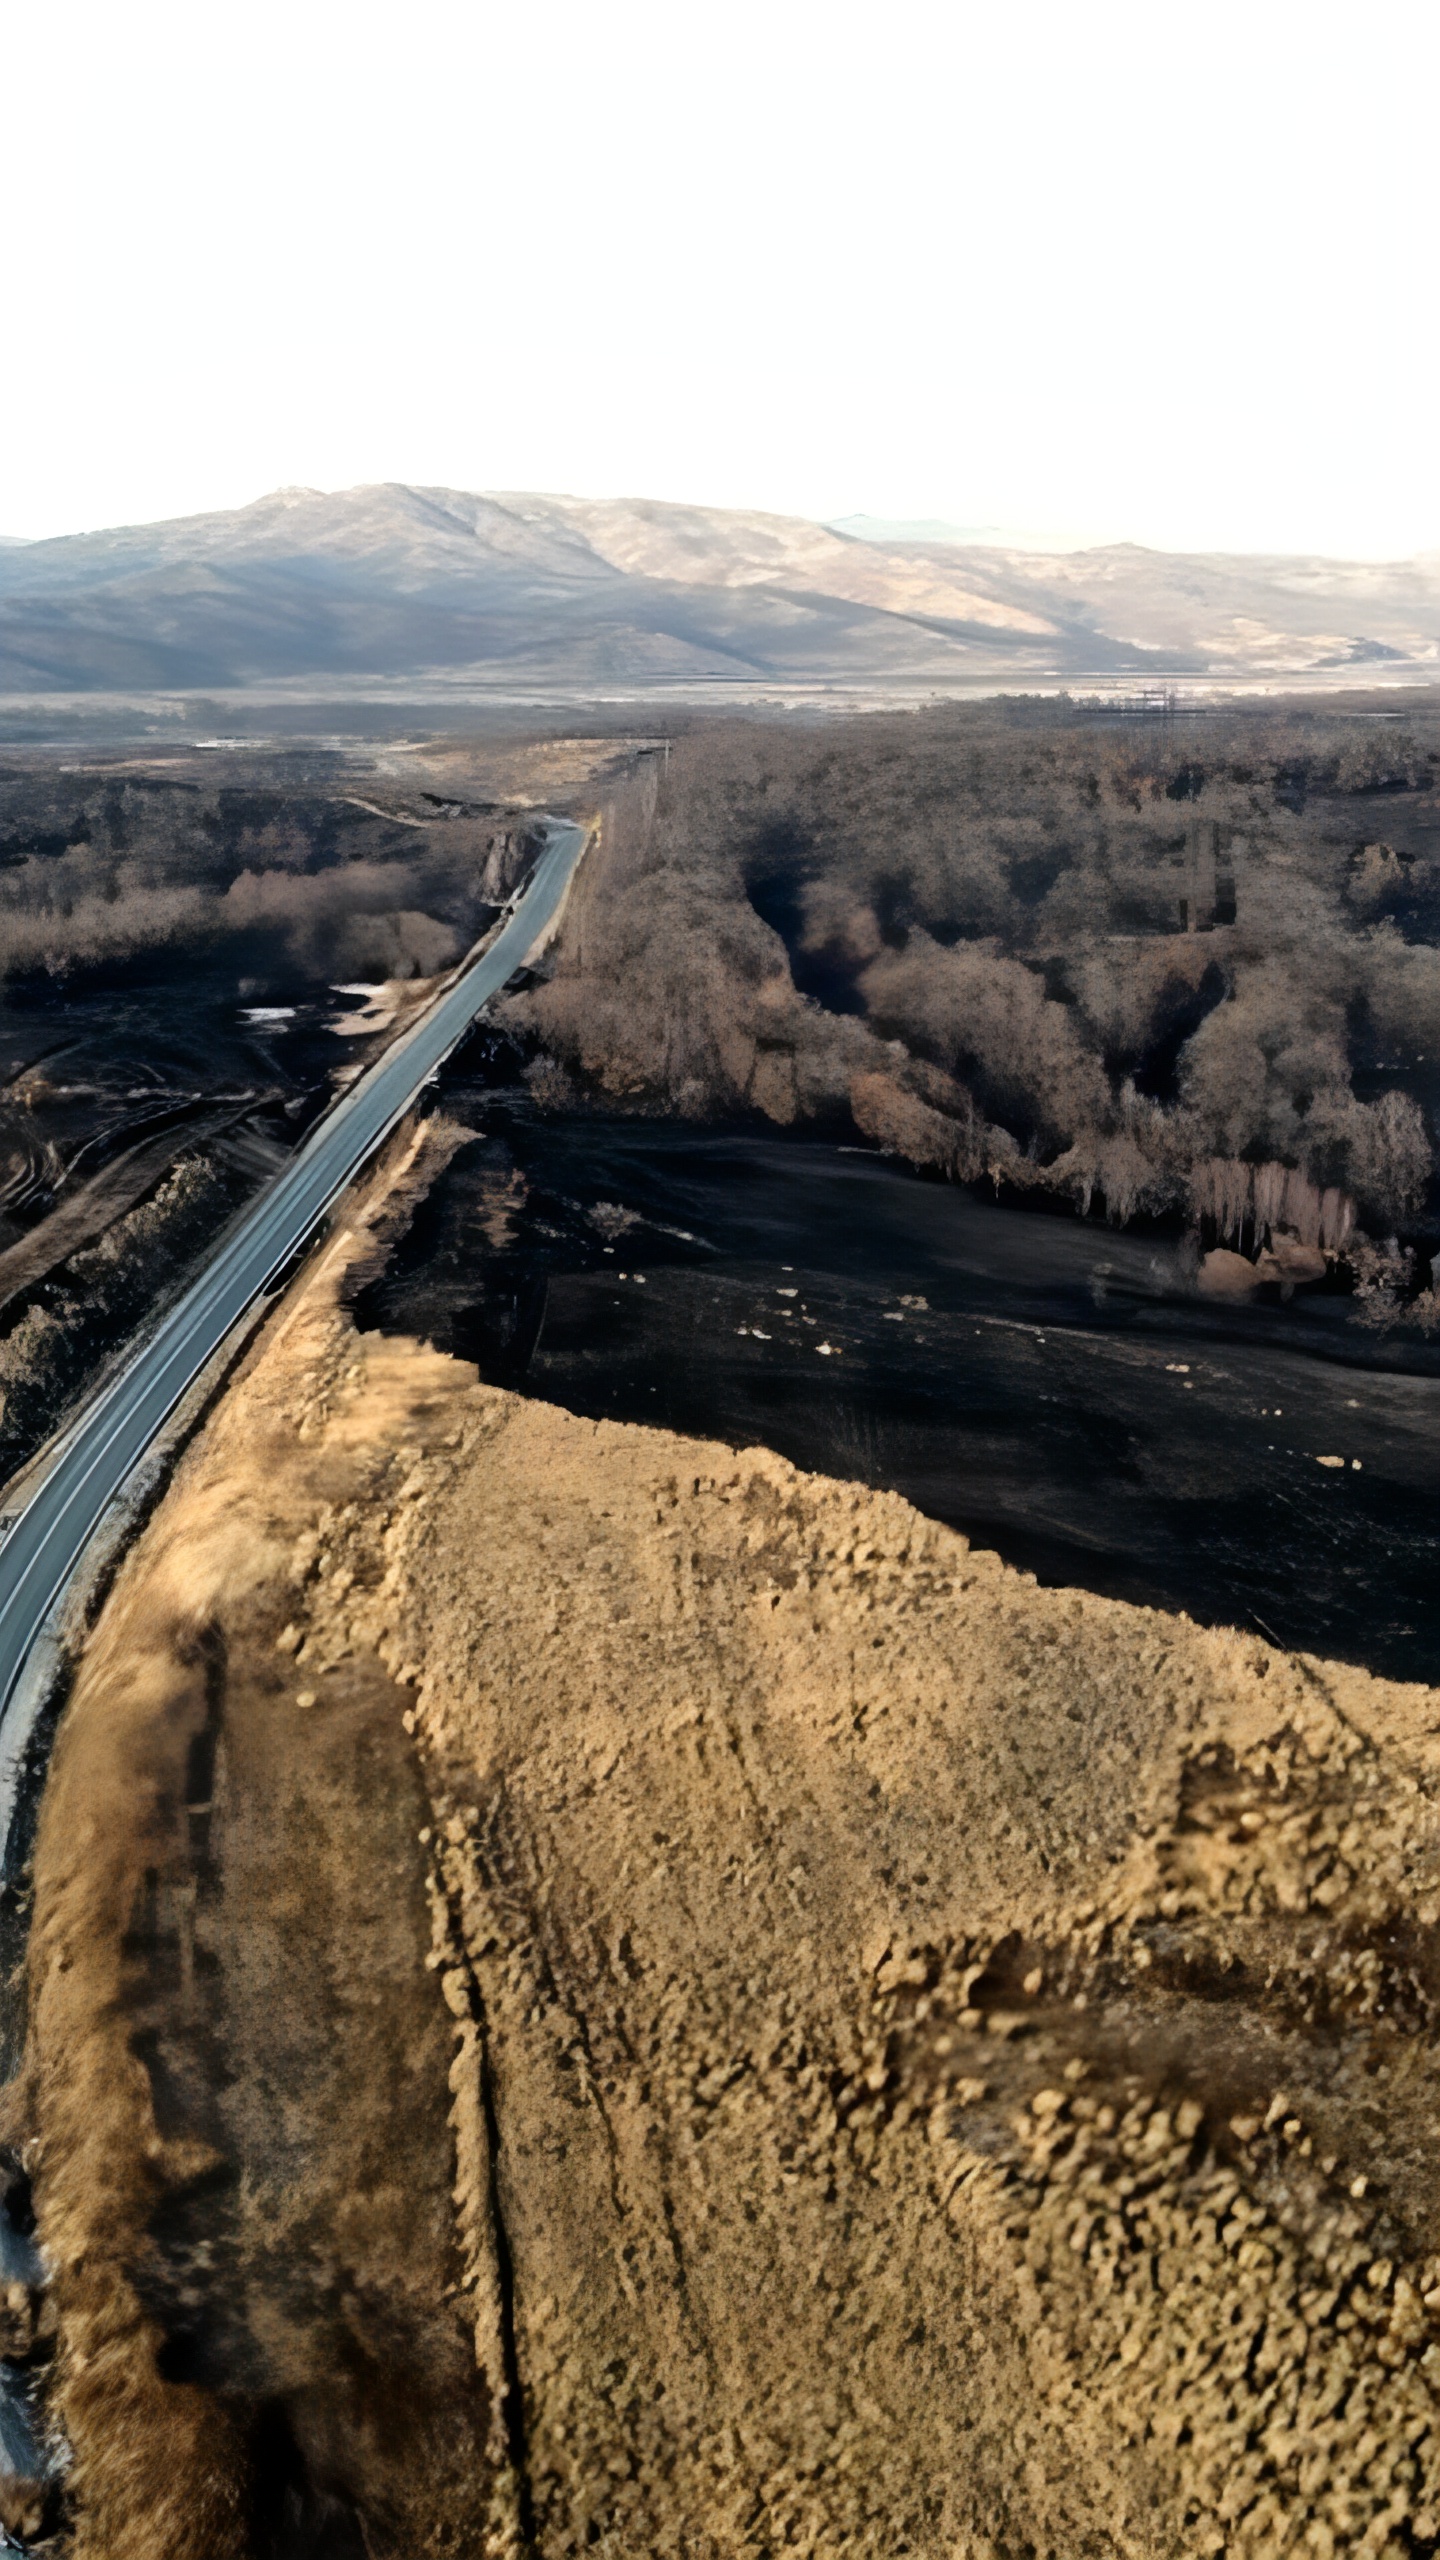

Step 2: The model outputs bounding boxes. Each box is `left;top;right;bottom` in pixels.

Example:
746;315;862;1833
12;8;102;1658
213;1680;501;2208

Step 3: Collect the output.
827;513;1085;551
1;483;1437;697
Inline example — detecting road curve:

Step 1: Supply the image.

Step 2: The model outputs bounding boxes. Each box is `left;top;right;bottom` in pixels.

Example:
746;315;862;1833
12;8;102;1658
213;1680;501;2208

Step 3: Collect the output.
0;816;589;1727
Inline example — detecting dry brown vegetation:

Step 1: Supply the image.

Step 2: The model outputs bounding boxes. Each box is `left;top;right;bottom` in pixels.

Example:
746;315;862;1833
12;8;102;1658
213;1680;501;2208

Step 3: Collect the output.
505;704;1440;1259
0;759;540;991
18;1119;1440;2557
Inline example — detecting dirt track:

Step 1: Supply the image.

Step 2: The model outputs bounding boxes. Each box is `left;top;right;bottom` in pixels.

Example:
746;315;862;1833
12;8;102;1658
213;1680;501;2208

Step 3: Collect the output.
18;1119;1440;2557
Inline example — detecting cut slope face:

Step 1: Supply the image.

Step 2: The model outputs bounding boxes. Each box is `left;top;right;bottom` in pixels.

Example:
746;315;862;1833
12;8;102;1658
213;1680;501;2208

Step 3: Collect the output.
19;1118;1440;2558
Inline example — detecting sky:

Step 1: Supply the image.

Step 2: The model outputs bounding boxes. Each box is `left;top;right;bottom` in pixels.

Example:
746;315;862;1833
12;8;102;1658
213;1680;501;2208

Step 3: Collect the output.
4;0;1437;555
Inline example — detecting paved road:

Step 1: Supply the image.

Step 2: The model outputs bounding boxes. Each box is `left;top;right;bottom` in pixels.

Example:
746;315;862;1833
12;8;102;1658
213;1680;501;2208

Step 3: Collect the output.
0;816;588;1725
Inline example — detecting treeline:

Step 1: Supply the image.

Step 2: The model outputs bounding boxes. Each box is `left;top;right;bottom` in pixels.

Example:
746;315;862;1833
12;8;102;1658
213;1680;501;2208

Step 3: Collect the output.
6;716;1436;1257
505;702;1440;1250
0;763;535;990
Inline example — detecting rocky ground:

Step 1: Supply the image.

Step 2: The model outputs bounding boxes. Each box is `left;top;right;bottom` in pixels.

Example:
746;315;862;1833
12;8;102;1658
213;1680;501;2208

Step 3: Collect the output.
13;1117;1440;2557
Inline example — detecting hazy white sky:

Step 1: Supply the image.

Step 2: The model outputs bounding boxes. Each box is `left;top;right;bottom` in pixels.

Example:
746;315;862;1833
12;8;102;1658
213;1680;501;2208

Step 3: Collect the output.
4;0;1437;554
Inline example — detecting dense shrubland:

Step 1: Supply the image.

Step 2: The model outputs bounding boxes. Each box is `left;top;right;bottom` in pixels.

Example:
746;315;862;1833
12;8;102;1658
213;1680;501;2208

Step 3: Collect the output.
507;703;1440;1259
0;764;534;989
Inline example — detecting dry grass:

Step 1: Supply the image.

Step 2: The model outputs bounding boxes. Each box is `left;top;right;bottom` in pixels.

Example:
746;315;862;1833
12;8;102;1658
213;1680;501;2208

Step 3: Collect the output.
17;1111;1440;2555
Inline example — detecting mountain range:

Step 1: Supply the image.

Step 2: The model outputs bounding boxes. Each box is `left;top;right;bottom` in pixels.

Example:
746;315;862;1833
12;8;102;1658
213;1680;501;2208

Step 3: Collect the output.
1;483;1438;699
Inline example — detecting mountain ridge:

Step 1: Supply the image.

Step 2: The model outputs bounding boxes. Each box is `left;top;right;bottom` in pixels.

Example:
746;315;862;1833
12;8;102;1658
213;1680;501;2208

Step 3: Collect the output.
1;482;1437;696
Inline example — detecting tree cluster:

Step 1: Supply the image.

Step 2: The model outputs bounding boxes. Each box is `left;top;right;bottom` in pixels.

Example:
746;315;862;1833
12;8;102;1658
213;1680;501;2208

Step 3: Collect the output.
0;764;532;993
506;701;1440;1246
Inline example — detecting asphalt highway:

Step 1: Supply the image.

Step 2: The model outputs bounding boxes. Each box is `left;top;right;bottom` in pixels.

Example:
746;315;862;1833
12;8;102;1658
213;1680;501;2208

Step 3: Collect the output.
0;815;588;1727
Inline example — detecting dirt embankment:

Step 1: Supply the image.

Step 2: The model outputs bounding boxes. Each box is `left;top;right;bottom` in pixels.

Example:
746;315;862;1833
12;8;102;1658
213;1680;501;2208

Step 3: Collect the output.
18;1118;1440;2557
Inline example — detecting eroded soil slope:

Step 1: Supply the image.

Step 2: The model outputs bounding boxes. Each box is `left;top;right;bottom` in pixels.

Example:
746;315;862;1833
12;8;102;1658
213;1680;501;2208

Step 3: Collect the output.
20;1119;1440;2558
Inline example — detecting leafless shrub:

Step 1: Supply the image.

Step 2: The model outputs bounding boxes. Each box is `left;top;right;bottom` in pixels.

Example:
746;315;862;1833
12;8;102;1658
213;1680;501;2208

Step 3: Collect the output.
849;1073;983;1178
